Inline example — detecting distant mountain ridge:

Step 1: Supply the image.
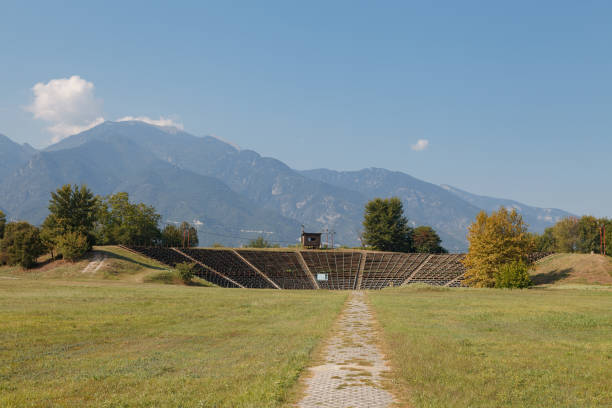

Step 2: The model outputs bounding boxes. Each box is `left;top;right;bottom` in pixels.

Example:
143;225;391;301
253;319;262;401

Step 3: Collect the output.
0;133;36;180
439;184;569;233
0;121;574;250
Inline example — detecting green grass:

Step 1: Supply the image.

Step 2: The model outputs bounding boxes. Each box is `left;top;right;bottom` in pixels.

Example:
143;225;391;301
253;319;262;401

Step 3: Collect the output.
0;279;347;407
369;286;612;407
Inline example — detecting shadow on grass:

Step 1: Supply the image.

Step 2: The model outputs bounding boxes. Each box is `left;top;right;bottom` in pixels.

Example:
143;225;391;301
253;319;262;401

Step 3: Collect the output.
187;279;214;287
532;268;572;285
96;248;167;271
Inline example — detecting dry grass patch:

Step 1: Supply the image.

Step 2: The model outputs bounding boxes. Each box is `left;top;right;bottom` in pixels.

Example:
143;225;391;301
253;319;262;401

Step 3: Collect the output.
532;253;612;285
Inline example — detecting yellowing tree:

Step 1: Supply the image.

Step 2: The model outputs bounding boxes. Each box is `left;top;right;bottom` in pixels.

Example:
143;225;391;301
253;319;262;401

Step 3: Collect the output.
463;207;534;287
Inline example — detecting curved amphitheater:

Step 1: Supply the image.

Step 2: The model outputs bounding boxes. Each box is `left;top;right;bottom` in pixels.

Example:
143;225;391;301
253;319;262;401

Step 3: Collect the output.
124;246;470;289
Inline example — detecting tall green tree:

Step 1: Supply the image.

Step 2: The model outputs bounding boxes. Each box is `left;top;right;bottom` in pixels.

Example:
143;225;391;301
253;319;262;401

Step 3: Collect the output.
47;184;97;240
96;192;161;245
0;210;6;240
0;222;44;268
576;216;600;253
535;227;555;252
412;226;447;253
161;225;183;247
552;217;580;252
463;207;534;287
362;197;413;252
603;219;612;256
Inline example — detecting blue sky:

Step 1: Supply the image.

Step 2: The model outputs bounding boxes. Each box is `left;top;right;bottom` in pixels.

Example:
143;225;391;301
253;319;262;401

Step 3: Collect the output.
1;1;611;217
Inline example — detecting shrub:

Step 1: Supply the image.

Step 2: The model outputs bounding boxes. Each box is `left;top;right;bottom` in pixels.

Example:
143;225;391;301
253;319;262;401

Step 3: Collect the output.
0;222;44;268
495;261;533;289
56;232;90;262
175;262;195;283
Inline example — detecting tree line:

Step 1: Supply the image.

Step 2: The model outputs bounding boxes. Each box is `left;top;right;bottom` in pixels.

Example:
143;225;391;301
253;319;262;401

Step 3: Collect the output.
534;215;611;255
361;197;447;253
0;184;199;268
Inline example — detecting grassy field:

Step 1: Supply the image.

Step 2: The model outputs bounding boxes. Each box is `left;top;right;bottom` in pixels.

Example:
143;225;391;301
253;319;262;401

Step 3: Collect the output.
369;286;612;407
0;279;347;407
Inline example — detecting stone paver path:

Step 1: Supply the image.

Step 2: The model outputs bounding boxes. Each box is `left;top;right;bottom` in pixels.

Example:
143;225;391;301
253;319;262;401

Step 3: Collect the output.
298;291;395;408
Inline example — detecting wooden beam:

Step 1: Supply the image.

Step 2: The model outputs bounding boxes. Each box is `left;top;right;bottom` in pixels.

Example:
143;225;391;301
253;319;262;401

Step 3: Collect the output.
355;251;367;290
401;254;433;286
172;248;245;288
231;249;281;290
297;251;319;289
444;272;465;287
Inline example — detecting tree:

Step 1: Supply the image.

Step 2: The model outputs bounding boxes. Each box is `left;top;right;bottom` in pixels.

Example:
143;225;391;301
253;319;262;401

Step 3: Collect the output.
95;192;161;245
0;222;44;268
534;227;555;252
576;216;600;253
40;214;62;259
0;210;6;239
161;225;183;247
412;226;447;253
56;232;89;262
362;197;413;252
47;184;97;245
552;217;579;252
246;236;279;248
463;207;534;287
603;219;612;257
179;222;199;247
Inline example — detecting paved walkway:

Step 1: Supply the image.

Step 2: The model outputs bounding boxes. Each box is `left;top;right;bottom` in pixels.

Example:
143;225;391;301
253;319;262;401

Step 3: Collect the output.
298;291;395;408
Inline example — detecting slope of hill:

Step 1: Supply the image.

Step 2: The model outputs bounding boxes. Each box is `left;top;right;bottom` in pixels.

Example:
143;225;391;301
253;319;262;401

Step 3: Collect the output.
440;184;572;232
300;168;485;250
0;133;300;246
46;121;369;245
531;253;612;286
0;121;576;249
0;133;36;180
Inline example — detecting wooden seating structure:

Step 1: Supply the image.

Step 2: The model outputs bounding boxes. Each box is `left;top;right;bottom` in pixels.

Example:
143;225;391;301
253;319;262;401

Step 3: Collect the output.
300;251;361;290
183;248;275;289
360;252;431;289
236;250;315;289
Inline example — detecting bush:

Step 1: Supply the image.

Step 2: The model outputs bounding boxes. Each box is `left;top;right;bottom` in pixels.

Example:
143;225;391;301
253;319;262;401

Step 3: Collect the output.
175;262;195;283
0;222;44;268
57;232;90;262
495;261;533;289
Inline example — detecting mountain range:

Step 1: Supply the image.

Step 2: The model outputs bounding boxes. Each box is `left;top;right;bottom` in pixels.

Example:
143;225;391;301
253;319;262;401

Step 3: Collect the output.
0;121;573;251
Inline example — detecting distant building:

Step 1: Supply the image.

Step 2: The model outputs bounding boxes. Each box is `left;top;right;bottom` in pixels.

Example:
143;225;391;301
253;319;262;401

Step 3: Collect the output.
301;232;322;249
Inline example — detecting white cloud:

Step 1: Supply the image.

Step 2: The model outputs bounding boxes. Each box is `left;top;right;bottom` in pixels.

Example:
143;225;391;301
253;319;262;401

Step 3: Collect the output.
116;115;184;130
48;117;105;143
411;139;429;151
27;75;104;142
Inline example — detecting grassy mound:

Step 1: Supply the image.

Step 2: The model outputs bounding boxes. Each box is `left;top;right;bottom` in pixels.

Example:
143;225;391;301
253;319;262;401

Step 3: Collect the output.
531;253;612;286
0;246;210;286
